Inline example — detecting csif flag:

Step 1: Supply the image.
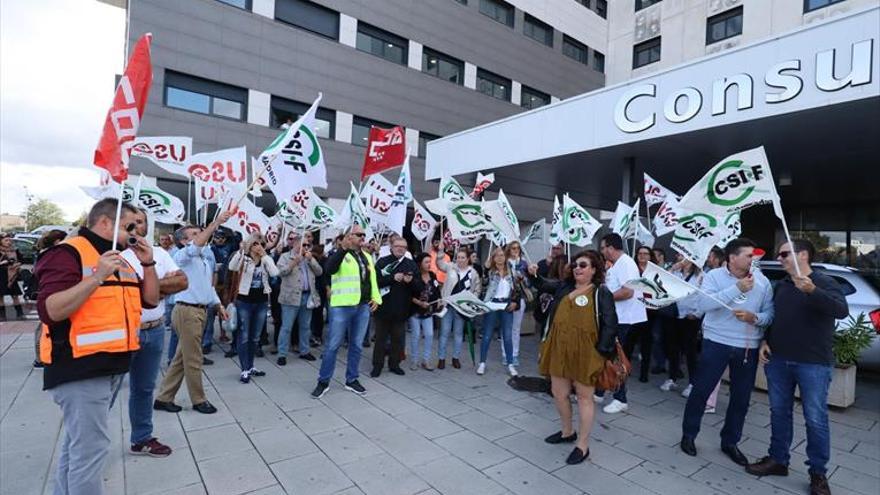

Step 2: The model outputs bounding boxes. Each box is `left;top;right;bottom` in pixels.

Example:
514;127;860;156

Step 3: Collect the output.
562;194;601;247
612;199;640;239
384;156;413;235
361;126;406;179
624;262;697;310
335;182;374;239
521;218;546;244
444;290;507;319
549;195;563;245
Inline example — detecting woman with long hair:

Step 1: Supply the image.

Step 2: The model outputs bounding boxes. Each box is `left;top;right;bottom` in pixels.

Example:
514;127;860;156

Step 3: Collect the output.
436;245;482;369
503;241;529;367
409;252;442;371
228;234;279;383
0;232;25;320
478;247;521;377
528;250;618;464
31;229;68;367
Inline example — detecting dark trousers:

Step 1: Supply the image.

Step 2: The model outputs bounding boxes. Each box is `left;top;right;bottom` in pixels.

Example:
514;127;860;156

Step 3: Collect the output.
311;305;325;342
595;324;633;402
625;320;653;379
259;289;282;347
667;317;700;382
682;338;758;446
372;317;405;371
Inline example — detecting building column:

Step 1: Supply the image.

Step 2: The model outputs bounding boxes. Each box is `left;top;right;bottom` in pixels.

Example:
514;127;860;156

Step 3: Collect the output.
335;111;353;143
511;81;522;106
247;89;271;127
251;0;275;19
464;62;477;90
622;157;635;203
339;13;357;47
405;128;419;156
408;41;423;70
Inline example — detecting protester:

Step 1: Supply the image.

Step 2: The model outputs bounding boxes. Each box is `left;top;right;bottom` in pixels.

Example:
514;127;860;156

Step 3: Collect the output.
659;258;701;396
203;229;234;354
36;199;159;494
155;211;232;415
312;225;380;399
528;250;618;464
310;242;327;346
158;233;174;251
371;236;417;377
477;247;522;377
429;238;450;284
276;235;322;365
594;233;647;414
31;229;68;368
745;240;848;495
503;241;529;367
267;231;300;354
0;232;25;320
680;238;774;466
121;209;187;457
469;251;486;280
632;246;656;382
228;233;279;383
649;247;671;374
703;245;727;412
408;252;443;371
170;235;217;366
436;245;482;370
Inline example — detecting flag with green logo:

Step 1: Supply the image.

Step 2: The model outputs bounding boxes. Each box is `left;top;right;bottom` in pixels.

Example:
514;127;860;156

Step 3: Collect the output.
561;194;601;247
521;218;546;244
624;262;697;309
444;290;506;319
439;176;469;202
612;199;640;239
549;195;563;245
481;198;519;245
335;182;373;238
445;201;495;240
716;212;742;248
496;189;520;238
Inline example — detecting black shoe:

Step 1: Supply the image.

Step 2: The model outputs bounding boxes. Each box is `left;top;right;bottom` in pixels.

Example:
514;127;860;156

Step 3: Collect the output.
745;456;789;477
680;436;697;456
544;431;578;444
311;381;329;399
277;357;287;366
389;367;405;376
639;374;649;383
255;348;265;358
362;340;371;348
721;444;749;466
249;368;266;377
153;400;182;413
310;337;321;347
224;350;237;358
299;353;316;361
565;447;589;465
370;368;381;378
809;472;831;495
203;357;214;365
32;360;45;368
344;380;366;396
193;401;217;414
202;346;211;355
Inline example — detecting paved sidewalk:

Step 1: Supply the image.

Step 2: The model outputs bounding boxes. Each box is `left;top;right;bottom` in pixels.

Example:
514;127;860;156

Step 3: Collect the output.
1;318;878;495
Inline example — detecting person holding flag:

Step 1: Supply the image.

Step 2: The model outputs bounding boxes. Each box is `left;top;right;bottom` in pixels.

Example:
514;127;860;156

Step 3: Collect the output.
477;247;523;377
435;243;482;370
370;236;418;378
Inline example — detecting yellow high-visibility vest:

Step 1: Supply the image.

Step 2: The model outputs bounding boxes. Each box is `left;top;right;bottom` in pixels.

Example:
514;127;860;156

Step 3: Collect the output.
330;250;381;307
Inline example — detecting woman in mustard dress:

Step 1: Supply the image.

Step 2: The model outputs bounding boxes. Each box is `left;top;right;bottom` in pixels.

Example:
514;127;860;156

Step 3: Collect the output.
528;250;619;465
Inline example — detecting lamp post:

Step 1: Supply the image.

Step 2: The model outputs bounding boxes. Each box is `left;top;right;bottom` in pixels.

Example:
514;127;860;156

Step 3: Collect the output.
23;186;34;232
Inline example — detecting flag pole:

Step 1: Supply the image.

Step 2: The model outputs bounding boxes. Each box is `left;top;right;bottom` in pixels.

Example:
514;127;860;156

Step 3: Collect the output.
778;213;802;277
110;180;126;251
650;262;735;311
234;165;268;207
186;175;192;224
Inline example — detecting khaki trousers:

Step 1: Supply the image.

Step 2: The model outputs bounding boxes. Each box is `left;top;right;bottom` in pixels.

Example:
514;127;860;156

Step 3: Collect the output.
156;304;207;405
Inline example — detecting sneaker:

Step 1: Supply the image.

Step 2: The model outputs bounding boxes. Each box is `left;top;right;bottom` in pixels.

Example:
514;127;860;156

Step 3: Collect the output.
507;364;519;377
410;360;419;371
240;371;250;383
202;357;214;365
370;368;381;378
130;438;172;457
421;362;434;372
681;384;693;398
705;405;716;414
277;356;287;366
249;367;266;377
224;349;237;358
476;362;486;375
345;380;367;396
593;394;604;404
660;379;677;392
311;381;329;399
603;399;629;414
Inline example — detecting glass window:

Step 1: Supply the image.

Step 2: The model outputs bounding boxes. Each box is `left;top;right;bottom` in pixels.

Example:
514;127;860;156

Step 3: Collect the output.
212;98;243;120
706;7;743;45
633;37;661;68
270;96;335;139
356;23;408;65
523;14;553;47
562;35;589;65
593;50;605;73
804;0;846;13
275;0;339;40
520;86;550;109
352;117;398;148
422;48;464;85
164;70;247;120
476;69;511;101
165;87;210;114
636;0;662;11
596;0;607;18
216;0;251;9
479;0;514;27
851;231;880;276
419;133;440;158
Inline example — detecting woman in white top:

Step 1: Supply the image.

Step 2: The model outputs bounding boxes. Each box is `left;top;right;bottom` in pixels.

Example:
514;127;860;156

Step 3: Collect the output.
228;234;279;383
436;245;482;370
478;247;522;377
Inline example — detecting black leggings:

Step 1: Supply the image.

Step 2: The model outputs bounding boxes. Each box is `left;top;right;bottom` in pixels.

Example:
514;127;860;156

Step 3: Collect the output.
624;320;653;378
666;317;701;382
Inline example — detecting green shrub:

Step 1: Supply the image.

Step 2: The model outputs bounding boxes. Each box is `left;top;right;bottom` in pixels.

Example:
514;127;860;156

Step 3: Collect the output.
833;313;876;367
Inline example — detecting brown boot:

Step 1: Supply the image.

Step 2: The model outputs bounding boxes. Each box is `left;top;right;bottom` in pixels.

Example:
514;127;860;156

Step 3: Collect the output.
452;358;461;369
745;456;789;477
809;473;831;495
437;359;446;370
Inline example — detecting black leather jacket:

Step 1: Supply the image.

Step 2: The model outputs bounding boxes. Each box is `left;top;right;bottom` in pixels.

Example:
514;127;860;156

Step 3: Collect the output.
529;275;619;357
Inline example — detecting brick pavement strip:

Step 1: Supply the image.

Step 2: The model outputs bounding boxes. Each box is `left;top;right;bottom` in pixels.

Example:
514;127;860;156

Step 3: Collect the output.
0;322;878;495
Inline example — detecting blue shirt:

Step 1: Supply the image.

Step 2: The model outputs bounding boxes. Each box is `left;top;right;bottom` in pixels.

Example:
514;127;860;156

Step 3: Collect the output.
697;267;774;349
173;243;220;306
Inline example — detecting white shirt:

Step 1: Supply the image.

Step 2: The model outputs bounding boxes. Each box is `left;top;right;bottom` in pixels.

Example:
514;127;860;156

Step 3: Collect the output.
493;277;511;300
122;246;179;322
606;253;647;325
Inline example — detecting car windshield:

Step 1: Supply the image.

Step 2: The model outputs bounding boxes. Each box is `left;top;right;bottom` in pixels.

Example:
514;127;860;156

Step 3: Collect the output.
863;273;880;296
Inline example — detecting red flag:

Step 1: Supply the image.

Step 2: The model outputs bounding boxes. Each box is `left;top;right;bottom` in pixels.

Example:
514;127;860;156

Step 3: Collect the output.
94;33;153;183
360;126;406;180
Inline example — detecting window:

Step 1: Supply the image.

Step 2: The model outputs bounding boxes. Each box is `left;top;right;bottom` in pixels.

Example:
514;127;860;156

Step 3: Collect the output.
520;86;550;109
356;23;408;65
523;14;553;47
270;96;335;139
562;35;589;65
352;117;398;147
422;48;464;85
595;0;607;18
804;0;846;13
164;70;247;120
476;69;511;101
633;37;661;68
418;133;440;158
275;0;339;39
636;0;662;11
479;0;514;27
216;0;251;10
593;50;605;73
706;7;743;44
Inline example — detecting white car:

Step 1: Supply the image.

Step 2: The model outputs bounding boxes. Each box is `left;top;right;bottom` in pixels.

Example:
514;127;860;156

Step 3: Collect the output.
29;225;71;236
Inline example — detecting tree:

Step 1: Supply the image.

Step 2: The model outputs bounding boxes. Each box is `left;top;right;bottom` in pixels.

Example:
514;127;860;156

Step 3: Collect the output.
25;198;66;231
72;211;88;227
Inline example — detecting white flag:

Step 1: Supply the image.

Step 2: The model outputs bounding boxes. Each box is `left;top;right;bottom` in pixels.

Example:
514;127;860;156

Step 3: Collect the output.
444;290;506;318
287;189;338;229
445;201;495;240
716;212;742;248
670;206;725;267
481;199;519;245
653;197;680;236
222;195;271;238
549;195;563;245
561;194;601;247
439;176;468;202
470;172;495;198
612;199;640;239
335;182;374;239
249;157;263;197
186;146;249;208
496;189;520;238
424;198;452;216
130;136;193;178
81;174;185;225
521;219;546;244
643;173;678;207
636;222;655;248
625;262;697;310
360;173;396;226
411;200;437;241
385;157;412;235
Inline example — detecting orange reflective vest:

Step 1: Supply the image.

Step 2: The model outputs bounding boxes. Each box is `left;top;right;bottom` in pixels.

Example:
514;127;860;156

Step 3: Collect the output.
39;236;142;364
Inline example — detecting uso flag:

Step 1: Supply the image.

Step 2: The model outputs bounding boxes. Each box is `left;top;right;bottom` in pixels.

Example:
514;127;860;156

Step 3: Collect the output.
361;126;406;179
94;33;153;183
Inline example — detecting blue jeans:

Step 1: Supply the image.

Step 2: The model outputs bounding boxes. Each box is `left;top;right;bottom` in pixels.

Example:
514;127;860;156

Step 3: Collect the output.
439;310;466;360
236;300;267;371
279;293;313;357
765;357;833;475
480;310;513;364
595;324;633;403
682;338;759;446
128;325;165;445
408;315;434;362
202;304;217;350
318;304;371;384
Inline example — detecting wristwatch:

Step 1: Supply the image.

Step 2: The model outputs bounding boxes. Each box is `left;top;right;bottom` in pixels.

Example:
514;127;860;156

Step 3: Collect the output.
141;261;157;267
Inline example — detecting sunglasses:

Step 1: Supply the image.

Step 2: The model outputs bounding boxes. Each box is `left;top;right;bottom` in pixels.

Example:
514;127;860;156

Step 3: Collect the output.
302;244;312;249
570;261;591;270
352;233;366;238
777;250;791;259
287;237;297;241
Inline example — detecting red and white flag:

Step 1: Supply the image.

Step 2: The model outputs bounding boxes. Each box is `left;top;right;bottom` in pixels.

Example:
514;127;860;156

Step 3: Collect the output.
643;173;678;207
469;172;494;199
360;126;406;179
93;33;153;183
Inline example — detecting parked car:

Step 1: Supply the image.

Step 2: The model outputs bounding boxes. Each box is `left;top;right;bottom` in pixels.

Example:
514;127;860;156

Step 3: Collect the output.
759;261;880;370
13;233;40;243
29;225;70;236
11;237;36;264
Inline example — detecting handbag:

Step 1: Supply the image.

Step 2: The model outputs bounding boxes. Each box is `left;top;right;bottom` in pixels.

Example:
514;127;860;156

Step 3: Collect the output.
596;338;631;392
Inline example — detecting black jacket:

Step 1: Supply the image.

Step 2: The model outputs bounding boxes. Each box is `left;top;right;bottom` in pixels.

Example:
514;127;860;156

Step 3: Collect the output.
374;255;418;322
530;275;619;357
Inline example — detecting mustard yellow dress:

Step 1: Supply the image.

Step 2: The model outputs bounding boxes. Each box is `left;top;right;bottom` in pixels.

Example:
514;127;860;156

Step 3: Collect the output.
538;290;605;386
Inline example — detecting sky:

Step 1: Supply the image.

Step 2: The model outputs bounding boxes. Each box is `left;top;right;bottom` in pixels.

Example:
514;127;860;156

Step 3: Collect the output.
0;0;125;221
